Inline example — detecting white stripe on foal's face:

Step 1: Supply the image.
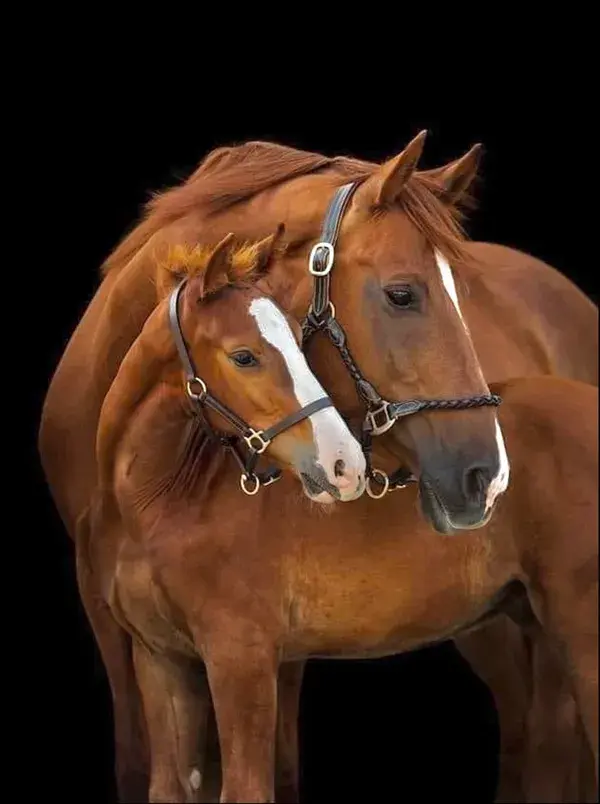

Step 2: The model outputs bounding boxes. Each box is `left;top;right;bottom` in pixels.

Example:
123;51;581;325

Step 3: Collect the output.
248;297;366;482
434;250;510;507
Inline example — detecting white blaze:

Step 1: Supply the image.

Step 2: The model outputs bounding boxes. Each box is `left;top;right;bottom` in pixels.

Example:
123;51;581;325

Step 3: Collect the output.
248;297;366;482
434;250;510;507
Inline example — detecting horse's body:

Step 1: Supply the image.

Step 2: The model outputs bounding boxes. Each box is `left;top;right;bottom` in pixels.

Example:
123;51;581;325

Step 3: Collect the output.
38;139;598;801
93;374;598;802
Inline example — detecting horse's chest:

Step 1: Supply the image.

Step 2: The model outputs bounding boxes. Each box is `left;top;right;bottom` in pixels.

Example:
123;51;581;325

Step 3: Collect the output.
283;534;506;659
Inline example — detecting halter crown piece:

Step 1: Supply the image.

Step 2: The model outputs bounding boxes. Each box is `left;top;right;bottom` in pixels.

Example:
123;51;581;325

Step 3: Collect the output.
300;181;502;499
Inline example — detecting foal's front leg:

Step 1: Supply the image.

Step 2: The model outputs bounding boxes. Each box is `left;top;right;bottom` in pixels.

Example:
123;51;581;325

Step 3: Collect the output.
132;641;213;803
203;623;278;803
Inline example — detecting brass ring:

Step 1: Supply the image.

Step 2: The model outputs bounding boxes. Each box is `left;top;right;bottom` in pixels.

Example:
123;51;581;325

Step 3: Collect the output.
366;469;390;499
240;473;261;496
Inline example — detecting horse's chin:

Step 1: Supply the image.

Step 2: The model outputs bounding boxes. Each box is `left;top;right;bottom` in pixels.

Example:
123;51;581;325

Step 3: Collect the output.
418;479;494;535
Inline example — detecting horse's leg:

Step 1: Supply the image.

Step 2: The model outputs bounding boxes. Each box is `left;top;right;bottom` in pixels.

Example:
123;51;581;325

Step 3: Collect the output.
530;578;599;793
75;540;149;803
454;617;530;803
132;640;213;803
203;624;278;803
275;661;306;804
522;631;587;803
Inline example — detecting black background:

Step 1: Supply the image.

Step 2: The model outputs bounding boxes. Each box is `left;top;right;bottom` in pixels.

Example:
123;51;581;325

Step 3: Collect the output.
27;68;596;803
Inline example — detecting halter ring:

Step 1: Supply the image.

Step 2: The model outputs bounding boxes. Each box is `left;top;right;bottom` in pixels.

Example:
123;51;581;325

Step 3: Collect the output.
240;473;261;496
366;469;390;499
186;377;207;401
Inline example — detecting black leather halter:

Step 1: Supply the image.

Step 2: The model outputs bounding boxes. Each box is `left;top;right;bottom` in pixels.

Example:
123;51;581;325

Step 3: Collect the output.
301;181;502;499
168;280;334;495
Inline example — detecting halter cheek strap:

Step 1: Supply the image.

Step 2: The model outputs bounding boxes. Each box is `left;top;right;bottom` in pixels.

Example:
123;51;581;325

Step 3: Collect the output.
301;182;502;499
168;281;334;495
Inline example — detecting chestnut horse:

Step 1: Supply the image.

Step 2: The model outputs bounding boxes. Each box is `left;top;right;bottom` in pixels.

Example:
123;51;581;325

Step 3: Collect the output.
38;134;598;801
94;360;598;803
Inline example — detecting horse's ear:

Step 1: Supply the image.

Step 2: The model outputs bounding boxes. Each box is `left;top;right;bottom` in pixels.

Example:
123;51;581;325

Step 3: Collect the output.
253;223;286;275
192;233;236;301
420;144;483;204
370;130;428;206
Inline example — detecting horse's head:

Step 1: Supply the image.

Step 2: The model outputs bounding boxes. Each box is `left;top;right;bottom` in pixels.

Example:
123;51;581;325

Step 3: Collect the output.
158;232;366;503
278;133;509;532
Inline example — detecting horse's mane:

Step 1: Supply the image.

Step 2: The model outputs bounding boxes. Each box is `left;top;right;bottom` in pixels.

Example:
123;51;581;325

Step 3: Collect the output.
102;140;476;277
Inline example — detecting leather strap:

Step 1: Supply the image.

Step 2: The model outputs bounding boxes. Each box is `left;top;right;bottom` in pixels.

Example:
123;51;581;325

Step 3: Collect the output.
310;182;360;319
169;281;198;381
262;395;333;442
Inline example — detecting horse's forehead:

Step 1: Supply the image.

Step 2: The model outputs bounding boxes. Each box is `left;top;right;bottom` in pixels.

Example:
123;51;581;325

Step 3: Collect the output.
342;212;435;271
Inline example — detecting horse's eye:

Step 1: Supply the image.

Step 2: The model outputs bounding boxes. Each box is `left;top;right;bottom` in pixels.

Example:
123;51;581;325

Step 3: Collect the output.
384;285;416;309
230;350;259;368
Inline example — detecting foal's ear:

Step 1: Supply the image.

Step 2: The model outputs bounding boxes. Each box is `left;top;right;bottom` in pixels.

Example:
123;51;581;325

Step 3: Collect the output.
192;233;236;301
252;223;286;276
420;144;483;204
366;130;428;207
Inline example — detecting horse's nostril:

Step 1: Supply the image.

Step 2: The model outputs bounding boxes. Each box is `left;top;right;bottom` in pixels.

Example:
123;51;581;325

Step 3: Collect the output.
334;459;346;477
463;466;491;501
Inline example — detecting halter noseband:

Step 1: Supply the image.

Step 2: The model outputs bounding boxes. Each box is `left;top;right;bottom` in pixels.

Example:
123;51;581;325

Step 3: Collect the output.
301;181;502;499
168;280;334;495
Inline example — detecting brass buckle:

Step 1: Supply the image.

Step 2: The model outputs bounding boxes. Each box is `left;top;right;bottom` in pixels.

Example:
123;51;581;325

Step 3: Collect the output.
309;242;335;276
366;402;396;436
243;429;271;454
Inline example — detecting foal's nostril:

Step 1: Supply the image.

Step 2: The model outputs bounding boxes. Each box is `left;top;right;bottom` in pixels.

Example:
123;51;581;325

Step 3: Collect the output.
334;459;346;478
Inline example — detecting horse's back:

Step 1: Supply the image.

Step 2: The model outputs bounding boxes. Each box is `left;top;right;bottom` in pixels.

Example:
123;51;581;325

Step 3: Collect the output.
468;242;598;386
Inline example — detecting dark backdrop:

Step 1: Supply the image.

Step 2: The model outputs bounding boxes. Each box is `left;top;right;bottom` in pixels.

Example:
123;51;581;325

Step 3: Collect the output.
28;84;596;803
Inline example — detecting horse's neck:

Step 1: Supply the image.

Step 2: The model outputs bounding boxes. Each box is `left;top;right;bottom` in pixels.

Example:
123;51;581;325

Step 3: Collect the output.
96;300;176;488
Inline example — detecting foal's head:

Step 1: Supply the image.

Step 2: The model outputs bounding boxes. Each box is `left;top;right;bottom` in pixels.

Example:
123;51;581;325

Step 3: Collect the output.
158;232;366;503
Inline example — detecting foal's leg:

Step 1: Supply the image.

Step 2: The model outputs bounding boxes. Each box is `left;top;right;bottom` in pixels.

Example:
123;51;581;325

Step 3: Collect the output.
203;623;278;803
132;641;213;803
275;661;306;804
191;660;305;804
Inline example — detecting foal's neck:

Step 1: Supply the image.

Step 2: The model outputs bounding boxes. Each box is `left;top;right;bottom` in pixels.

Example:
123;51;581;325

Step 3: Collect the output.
112;384;224;519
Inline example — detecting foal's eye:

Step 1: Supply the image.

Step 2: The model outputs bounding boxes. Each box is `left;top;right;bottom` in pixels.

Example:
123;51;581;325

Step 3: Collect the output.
384;285;417;310
230;350;259;368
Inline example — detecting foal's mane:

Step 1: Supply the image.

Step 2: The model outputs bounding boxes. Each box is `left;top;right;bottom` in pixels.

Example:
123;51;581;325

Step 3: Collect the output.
158;239;273;287
103;140;476;277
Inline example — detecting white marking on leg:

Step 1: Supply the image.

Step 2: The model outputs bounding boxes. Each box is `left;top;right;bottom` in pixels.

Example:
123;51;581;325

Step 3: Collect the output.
249;297;365;483
435;250;511;502
189;768;202;791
